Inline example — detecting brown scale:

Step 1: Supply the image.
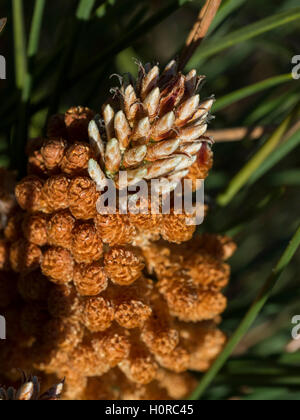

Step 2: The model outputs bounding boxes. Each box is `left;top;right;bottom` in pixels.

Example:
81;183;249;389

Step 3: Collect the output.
4;212;24;242
141;293;179;356
46;210;75;250
9;239;42;273
41;246;74;285
108;277;154;330
90;326;131;367
71;221;103;264
118;332;158;385
185;252;231;291
41;174;70;213
128;196;162;236
41;138;67;172
15;176;45;213
61;143;93;176
176;320;226;372
22;213;48;247
66;339;111;377
104;246;145;286
154;345;190;373
156;370;197;400
160;211;196;243
68;176;98;220
28;139;49;177
158;273;227;322
95;213;136;246
114;300;152;330
73;261;108;296
82;295;115;333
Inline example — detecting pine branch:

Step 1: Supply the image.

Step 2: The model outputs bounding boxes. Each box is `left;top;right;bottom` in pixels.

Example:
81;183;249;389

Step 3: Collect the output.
179;0;222;70
208;126;274;142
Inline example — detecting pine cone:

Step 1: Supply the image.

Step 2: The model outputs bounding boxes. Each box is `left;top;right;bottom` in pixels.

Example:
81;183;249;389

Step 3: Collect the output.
91;326;131;367
71;222;103;264
41;247;74;284
88;61;214;193
119;338;158;385
61;143;93;176
41;174;70;212
22;213;48;246
177;321;226;371
5;212;24;242
68;176;98;220
104;246;145;286
15;176;45;213
82;296;115;333
47;210;75;250
95;213;136;245
141;294;179;356
73;262;108;296
155;346;190;373
10;239;42;273
41;138;67;172
160;211;196;243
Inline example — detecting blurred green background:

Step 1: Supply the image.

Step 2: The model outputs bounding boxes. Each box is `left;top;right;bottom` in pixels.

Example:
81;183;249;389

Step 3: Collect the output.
1;0;300;400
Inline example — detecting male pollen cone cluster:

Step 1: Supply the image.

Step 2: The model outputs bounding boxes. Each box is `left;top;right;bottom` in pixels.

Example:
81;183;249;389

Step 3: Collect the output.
0;60;236;400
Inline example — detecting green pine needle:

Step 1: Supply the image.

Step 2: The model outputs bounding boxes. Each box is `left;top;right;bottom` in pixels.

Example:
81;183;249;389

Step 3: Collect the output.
189;223;300;400
12;0;27;90
214;73;293;112
47;0;97;118
189;7;300;65
217;105;299;207
12;0;46;176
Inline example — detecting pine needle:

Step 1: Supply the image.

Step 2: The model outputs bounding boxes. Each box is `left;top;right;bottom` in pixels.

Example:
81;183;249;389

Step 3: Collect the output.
189;222;300;400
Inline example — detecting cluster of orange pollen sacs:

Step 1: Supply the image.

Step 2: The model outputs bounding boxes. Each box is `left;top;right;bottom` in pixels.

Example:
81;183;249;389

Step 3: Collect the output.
0;62;236;400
